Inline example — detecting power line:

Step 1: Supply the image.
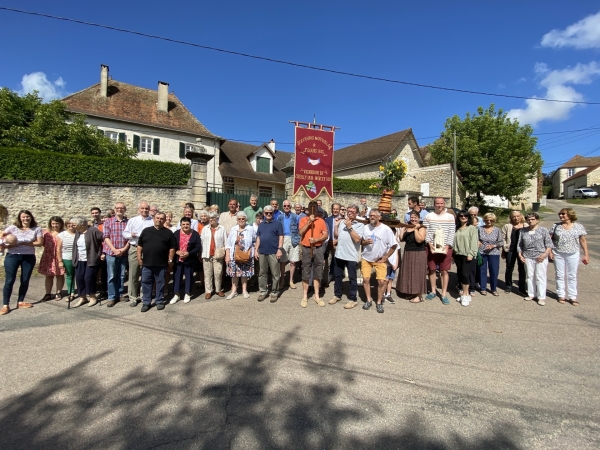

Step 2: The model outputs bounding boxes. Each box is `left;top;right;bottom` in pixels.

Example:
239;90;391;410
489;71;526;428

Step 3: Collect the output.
2;6;600;106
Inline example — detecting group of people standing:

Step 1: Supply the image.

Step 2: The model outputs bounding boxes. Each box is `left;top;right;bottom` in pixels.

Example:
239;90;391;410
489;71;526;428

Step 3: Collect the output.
0;194;589;316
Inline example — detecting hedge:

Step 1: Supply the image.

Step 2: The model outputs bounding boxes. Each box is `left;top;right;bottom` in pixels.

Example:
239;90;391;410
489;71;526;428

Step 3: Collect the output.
333;177;380;194
0;147;190;185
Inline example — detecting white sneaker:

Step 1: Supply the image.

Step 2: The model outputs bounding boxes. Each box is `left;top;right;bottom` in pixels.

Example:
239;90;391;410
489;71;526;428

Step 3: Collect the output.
538;299;546;306
357;277;363;286
226;291;238;300
243;292;250;299
461;295;471;307
183;294;191;303
169;295;180;305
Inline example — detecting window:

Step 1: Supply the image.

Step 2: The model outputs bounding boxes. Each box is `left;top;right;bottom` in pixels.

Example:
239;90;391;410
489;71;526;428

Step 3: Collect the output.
259;186;272;197
180;142;200;158
567;168;575;177
141;138;153;153
104;131;118;142
223;176;234;193
256;156;271;173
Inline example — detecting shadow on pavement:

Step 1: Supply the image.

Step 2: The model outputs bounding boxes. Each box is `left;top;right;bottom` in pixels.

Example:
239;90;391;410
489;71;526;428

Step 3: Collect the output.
0;330;523;450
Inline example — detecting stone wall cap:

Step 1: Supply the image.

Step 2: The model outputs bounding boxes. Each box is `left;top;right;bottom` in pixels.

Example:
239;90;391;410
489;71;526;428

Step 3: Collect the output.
0;179;190;189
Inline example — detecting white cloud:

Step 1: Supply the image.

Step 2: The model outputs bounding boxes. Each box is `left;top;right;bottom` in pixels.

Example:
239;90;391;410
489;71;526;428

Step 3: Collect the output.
498;83;506;89
507;62;600;126
18;72;67;101
517;77;527;83
541;10;600;49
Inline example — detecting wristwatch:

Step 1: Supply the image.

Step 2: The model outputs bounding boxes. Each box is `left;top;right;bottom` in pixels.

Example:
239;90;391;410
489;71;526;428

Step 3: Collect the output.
278;247;284;251
168;259;173;263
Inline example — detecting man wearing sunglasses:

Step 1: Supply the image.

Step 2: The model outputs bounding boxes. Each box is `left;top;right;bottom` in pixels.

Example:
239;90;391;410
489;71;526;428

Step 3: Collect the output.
255;205;284;302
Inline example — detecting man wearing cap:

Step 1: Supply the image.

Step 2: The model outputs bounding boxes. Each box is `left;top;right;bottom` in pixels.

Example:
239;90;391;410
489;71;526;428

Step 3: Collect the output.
298;203;329;308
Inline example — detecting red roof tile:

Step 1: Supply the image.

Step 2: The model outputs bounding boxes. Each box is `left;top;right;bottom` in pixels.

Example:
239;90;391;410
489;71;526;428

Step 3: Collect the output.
62;81;217;138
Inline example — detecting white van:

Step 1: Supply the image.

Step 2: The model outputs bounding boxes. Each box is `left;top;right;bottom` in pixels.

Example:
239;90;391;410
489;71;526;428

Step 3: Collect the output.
573;188;598;199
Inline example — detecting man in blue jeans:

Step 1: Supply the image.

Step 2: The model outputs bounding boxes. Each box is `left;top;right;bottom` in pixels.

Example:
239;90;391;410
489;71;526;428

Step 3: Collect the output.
102;202;129;307
330;205;364;309
136;212;176;312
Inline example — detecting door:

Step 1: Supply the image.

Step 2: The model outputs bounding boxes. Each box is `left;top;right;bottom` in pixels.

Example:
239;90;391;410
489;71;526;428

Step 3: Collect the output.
567;185;574;199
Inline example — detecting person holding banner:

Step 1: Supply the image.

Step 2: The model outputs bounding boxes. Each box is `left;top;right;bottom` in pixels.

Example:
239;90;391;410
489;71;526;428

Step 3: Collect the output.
298;202;328;308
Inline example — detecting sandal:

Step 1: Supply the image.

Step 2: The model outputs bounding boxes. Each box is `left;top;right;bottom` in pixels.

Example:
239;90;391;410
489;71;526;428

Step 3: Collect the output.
558;298;566;304
54;292;62;301
409;297;422;303
1;305;9;315
570;300;579;306
480;291;487;296
492;291;499;297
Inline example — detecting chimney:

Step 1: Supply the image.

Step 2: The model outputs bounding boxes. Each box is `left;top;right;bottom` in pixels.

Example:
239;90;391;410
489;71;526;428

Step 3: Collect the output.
157;81;169;112
268;139;276;152
100;64;109;97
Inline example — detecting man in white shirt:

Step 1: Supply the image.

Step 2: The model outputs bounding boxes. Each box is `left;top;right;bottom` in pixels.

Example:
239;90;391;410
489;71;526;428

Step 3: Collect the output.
360;209;397;314
219;198;239;235
122;201;154;306
331;204;364;309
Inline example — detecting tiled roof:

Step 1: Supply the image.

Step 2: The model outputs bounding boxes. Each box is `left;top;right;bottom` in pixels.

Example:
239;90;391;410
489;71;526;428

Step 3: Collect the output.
562;164;600;183
333;129;413;170
62;81;217;138
560;155;600;169
219;141;292;184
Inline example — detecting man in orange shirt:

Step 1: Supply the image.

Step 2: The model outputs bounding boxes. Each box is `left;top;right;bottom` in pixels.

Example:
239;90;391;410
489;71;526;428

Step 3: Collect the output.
298;202;328;308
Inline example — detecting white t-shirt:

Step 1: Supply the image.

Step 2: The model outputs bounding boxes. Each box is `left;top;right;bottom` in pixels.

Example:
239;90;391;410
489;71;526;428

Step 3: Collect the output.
58;231;76;260
361;223;396;262
77;235;87;262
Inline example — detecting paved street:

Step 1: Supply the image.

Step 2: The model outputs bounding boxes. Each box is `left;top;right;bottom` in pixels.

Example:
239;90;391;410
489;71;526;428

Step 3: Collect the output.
0;199;598;449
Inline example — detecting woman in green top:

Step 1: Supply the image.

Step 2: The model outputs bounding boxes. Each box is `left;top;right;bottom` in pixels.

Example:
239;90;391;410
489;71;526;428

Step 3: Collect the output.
453;210;479;306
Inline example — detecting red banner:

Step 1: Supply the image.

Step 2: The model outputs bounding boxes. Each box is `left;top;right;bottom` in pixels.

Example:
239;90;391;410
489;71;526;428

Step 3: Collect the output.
293;127;334;199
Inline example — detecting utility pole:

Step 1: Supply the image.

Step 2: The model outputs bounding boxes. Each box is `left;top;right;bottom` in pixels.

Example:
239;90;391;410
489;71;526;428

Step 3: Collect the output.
452;130;457;209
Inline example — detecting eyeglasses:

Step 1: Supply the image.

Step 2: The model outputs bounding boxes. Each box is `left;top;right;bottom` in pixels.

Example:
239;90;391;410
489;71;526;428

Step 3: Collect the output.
340;209;346;211
283;205;291;208
558;212;566;216
264;212;273;215
237;218;246;221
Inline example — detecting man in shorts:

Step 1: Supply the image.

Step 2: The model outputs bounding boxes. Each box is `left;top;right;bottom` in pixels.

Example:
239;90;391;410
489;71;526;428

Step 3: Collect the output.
424;197;456;304
298;202;328;308
360;209;397;314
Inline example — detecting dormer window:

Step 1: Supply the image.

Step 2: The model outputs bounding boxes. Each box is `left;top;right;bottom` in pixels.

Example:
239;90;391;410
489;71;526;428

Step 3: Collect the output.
256;156;271;173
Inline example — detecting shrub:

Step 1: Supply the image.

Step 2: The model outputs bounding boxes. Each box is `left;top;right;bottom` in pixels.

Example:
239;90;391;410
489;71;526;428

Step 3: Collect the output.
0;147;190;185
333;177;380;194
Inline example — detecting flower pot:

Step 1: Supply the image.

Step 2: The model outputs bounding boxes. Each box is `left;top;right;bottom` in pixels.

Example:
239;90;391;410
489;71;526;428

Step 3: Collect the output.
377;190;394;214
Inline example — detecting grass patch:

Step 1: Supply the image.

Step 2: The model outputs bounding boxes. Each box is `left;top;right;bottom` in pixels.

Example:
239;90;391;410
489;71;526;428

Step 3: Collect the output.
566;198;600;205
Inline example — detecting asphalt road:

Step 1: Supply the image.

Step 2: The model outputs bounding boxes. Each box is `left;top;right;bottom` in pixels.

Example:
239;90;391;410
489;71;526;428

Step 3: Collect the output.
0;199;598;449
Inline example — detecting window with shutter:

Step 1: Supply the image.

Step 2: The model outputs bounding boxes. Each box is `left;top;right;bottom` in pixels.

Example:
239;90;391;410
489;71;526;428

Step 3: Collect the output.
140;137;152;153
133;134;140;151
179;142;186;159
153;138;160;155
256;156;270;173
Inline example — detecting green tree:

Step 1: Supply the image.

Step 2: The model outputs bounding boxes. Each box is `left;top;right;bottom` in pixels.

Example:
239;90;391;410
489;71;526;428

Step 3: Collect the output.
429;104;542;204
0;88;136;158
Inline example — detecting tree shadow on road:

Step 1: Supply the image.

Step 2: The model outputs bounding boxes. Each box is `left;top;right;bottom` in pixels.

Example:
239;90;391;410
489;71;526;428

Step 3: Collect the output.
0;330;523;449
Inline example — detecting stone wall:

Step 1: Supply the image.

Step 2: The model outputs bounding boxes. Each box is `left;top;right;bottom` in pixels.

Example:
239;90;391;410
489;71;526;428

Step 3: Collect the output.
399;164;465;208
0;180;192;227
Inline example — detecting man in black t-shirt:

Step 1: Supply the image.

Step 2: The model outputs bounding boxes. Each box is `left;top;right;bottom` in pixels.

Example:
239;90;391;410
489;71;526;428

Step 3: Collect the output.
137;212;177;312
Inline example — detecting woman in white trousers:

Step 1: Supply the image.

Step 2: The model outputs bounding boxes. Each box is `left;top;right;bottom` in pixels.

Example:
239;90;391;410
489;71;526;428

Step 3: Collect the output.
517;213;554;306
550;208;588;306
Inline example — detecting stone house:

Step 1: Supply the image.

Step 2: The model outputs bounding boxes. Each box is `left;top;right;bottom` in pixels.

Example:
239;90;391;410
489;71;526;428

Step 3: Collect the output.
332;128;464;207
62;64;223;186
551;155;600;199
218;140;292;198
562;164;600;198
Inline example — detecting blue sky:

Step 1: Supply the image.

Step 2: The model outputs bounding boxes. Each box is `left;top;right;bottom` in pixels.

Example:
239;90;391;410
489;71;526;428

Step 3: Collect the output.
1;1;599;173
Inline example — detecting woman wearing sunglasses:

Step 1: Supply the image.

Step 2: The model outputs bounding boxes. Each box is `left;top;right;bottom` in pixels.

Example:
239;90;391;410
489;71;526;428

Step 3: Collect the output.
549;208;588;306
517;213;553;306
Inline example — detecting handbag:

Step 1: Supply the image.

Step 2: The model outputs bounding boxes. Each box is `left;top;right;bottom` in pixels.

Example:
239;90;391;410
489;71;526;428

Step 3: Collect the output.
476;250;484;266
234;245;251;264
